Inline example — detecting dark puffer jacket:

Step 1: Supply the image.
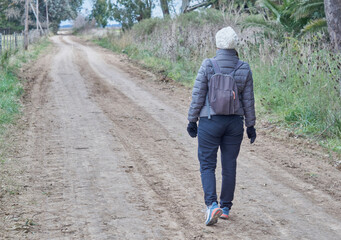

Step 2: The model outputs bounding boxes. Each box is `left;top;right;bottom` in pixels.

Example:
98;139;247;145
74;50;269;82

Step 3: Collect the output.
188;49;256;127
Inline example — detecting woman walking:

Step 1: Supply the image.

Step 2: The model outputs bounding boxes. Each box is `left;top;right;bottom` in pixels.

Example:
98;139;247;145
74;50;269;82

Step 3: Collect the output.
187;27;256;226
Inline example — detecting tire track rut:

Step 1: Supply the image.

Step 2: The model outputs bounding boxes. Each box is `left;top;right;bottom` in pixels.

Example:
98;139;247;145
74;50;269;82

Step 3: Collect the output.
1;35;340;240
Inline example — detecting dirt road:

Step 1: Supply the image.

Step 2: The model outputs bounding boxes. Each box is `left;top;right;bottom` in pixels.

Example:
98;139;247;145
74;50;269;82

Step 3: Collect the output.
1;35;340;239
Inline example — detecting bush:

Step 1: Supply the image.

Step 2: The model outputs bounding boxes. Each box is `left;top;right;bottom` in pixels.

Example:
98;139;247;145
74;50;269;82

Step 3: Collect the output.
73;14;96;33
131;17;165;36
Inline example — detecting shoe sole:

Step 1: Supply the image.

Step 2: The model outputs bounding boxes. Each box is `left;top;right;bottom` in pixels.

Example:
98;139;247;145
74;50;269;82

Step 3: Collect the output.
220;213;229;220
206;208;223;226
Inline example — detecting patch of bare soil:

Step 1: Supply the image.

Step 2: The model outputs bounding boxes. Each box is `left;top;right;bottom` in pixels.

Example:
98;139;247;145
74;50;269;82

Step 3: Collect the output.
0;35;340;240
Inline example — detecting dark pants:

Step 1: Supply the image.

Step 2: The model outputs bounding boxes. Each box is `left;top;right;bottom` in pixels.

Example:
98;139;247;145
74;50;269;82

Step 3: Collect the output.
198;115;244;209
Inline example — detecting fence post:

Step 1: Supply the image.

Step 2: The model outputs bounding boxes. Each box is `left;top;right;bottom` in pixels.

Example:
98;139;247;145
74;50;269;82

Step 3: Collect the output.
0;33;2;55
15;33;18;50
22;31;24;49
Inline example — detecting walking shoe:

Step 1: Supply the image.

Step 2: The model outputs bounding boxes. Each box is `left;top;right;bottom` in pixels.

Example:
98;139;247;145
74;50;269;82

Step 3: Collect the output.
220;207;230;220
205;202;222;226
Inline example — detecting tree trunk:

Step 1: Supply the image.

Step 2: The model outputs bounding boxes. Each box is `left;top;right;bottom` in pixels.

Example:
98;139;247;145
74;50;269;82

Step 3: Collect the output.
160;0;170;17
324;0;341;51
24;0;29;50
181;0;190;13
184;1;211;13
46;0;49;33
36;0;39;30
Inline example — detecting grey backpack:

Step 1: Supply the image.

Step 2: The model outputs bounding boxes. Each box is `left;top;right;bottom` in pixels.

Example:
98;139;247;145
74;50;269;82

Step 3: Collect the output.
207;59;243;118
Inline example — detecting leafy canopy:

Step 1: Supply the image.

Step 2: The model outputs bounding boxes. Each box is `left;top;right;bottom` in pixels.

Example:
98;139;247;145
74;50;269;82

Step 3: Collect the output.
112;0;154;30
90;0;112;28
0;0;83;33
243;0;326;38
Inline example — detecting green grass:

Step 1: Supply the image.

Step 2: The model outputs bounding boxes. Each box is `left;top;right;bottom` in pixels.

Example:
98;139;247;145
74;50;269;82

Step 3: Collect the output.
0;71;22;127
239;36;341;153
0;38;50;135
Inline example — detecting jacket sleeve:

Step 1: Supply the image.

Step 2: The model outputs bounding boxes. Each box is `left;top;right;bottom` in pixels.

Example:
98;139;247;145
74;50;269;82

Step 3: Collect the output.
187;59;209;122
242;70;256;127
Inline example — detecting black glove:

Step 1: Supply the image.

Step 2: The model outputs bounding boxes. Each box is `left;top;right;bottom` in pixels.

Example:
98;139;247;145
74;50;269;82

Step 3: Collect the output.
246;126;256;144
187;122;197;138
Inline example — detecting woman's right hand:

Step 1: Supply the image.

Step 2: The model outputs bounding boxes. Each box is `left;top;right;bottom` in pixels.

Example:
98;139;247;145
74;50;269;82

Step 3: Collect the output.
187;122;198;138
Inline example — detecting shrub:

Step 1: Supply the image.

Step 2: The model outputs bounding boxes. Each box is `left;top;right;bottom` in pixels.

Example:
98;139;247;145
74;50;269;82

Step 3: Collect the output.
73;14;96;33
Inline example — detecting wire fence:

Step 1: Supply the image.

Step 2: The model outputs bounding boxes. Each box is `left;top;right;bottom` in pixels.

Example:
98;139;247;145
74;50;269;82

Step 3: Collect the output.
0;32;23;54
0;30;47;55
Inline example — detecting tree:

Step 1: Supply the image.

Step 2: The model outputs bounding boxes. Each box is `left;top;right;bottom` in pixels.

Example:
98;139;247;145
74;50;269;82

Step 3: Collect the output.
182;1;212;13
0;0;25;31
47;0;83;33
181;0;191;13
91;0;112;28
292;0;326;35
0;0;83;33
324;0;341;50
112;0;154;30
24;0;29;49
242;0;327;39
73;14;96;31
160;0;170;16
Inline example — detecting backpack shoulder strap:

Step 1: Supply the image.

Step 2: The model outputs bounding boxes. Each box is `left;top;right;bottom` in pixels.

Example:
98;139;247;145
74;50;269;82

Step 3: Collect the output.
231;60;244;75
236;60;244;70
210;59;221;74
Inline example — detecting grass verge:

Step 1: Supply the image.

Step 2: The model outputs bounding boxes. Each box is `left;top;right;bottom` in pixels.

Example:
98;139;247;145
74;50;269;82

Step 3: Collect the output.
0;38;51;158
0;37;50;201
90;10;341;161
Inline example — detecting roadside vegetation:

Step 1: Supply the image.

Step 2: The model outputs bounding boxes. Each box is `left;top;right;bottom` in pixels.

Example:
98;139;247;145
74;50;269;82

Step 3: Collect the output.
0;39;50;211
0;0;83;33
0;38;50;151
91;5;341;159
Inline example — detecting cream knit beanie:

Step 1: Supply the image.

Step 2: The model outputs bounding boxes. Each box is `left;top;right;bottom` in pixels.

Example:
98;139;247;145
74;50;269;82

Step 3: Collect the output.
215;27;239;49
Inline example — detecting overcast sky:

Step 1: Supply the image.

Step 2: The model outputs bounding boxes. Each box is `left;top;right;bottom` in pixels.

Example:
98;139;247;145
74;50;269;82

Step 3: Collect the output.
81;0;93;15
